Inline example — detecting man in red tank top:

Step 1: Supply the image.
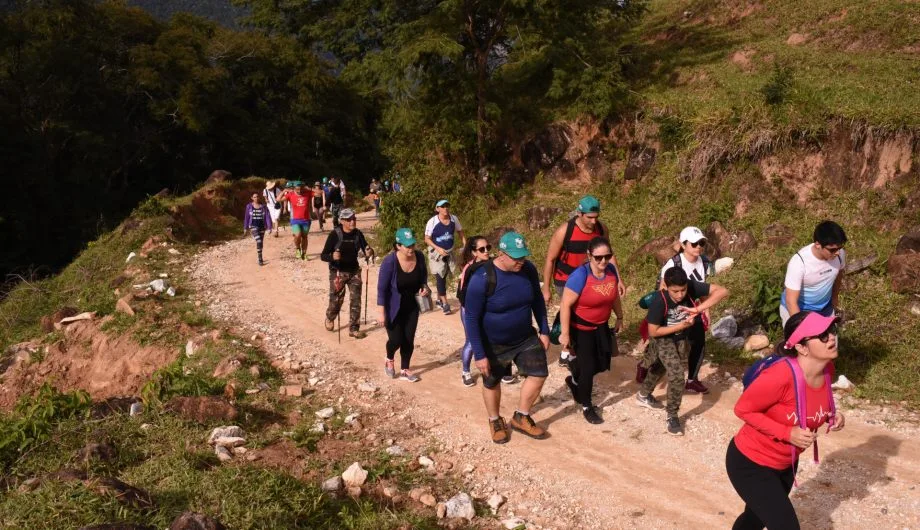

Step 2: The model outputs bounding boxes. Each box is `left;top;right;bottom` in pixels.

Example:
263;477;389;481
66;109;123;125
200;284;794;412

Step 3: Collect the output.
542;196;625;366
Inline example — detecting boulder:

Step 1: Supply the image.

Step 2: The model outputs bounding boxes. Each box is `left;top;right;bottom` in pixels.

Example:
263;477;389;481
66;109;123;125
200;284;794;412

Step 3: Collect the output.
711;315;738;339
521;125;571;174
169;512;227;530
846;253;878;274
84;477;154;510
763;223;795;249
165;396;238;424
443;492;476;521
487;494;506;514
215;446;233;462
744;335;770;352
115;295;135;317
526;206;562;230
718;336;746;349
637;236;681;266
705;221;756;259
208;426;245;444
624;144;657;180
888;254;920;293
894;227;920;255
342;462;368;487
213;437;246;449
714;257;734;274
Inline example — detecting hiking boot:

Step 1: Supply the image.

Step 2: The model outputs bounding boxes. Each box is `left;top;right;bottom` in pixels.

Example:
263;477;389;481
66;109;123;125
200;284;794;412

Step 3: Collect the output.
441;302;451;315
295;249;303;259
558;351;571;367
667;416;684;436
349;329;367;339
583;406;604;425
384;360;396;379
635;392;664;410
461;372;476;387
400;369;420;383
565;375;580;405
324;319;335;332
501;374;518;385
685;379;710;394
635;362;648;383
490;417;509;445
509;411;548;440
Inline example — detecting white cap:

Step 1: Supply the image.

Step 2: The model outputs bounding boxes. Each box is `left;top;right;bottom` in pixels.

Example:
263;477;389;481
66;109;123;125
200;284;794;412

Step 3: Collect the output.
679;226;706;244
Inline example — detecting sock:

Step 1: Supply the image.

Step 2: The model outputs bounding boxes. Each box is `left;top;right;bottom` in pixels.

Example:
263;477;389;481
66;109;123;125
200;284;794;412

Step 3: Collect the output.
560;350;570;359
582;406;590;411
489;416;499;421
515;410;530;417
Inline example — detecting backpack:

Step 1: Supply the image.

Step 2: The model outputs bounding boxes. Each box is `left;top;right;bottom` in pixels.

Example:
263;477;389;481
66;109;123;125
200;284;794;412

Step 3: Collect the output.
554;217;607;277
637;290;704;341
742;355;837;473
457;259;539;307
653;253;713;291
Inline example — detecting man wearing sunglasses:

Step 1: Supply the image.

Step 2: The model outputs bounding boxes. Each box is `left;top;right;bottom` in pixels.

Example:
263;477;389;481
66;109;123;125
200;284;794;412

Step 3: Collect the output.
780;221;847;327
464;232;551;444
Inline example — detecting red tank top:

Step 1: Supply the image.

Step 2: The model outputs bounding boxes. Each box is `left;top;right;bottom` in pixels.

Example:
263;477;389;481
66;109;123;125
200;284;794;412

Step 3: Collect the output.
553;219;604;282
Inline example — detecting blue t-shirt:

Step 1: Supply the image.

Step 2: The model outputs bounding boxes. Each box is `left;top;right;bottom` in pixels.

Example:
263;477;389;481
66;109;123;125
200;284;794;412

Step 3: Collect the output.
425;214;462;251
463;261;550;360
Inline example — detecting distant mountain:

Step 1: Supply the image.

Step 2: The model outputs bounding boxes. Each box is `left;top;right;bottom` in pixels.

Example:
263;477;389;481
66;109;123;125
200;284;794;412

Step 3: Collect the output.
126;0;249;28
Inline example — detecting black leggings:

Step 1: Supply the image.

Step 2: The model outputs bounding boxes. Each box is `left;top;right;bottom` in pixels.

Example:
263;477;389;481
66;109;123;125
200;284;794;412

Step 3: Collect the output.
688;321;705;380
725;439;799;530
570;328;602;406
386;306;419;370
435;274;447;297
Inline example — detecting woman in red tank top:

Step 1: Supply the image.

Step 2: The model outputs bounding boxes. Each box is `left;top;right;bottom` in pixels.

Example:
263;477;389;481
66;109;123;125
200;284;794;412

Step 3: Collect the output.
726;311;846;530
557;237;623;424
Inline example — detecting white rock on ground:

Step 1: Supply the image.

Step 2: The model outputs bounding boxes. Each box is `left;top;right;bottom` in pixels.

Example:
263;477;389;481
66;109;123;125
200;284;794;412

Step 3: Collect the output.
418;456;435;467
358;382;378;393
487;493;506;513
344;413;359;424
316;407;335;419
321;476;343;492
125;252;136;263
714;257;734;274
503;517;526;529
214;436;246;448
342;462;368;487
832;375;854;390
310;422;325;434
385;445;406;456
215;445;233;462
744;334;770;352
208;426;244;444
443;492;476;521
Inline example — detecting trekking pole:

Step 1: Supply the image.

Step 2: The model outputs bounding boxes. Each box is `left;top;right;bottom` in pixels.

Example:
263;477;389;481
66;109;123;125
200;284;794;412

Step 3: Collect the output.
364;259;369;326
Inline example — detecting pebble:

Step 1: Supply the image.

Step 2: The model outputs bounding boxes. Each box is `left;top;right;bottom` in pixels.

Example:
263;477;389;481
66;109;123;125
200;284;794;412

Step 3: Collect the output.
488;493;507;513
342;462;369;487
310;422;325;434
344;413;360;424
444;492;476;521
316;407;335;419
418;455;435;467
502;517;526;529
215;445;233;462
386;445;406;456
383;486;398;498
419;493;437;507
358;382;378;393
322;476;343;492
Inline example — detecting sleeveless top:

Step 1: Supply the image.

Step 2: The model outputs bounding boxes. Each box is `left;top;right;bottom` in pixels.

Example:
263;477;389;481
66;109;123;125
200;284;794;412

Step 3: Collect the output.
553;219;605;282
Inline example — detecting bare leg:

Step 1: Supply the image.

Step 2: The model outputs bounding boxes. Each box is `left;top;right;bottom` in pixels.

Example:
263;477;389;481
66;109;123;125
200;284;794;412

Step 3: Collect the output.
517;376;545;415
482;384;501;418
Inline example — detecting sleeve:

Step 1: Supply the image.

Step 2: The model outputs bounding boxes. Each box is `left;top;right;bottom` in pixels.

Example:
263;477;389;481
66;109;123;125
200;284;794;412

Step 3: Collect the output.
734;366;794;442
357;231;369;254
527;262;550;335
377;255;392;307
660;259;674;280
320;230;339;263
243;204;251;230
689;280;711;298
646;294;666;326
564;265;589;295
452;215;463;231
463;271;489;360
784;254;805;291
424;216;436;236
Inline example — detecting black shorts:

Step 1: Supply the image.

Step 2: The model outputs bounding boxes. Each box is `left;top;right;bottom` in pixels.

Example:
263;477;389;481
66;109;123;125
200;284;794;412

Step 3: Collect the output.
483;331;549;389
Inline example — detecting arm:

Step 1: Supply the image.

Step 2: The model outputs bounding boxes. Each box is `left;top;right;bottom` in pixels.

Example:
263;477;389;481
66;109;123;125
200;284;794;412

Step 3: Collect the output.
611;255;626;296
783;255;804;315
376;256;393;323
647;319;695;338
611;296;624;333
734;368;795;442
831;268;844;310
785;288;802;316
693;283;728;313
463;274;489;361
320;230;338;263
541;225;566;301
558;288;578;348
277;191;290;203
528;263;550;336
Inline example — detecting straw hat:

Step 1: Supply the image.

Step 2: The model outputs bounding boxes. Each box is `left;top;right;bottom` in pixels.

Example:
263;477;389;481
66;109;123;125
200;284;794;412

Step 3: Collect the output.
265;180;276;190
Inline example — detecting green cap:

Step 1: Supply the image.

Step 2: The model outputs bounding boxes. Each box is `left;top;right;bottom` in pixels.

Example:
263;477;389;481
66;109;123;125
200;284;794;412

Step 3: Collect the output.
498;231;530;259
577;195;600;214
322;177;328;183
395;227;417;246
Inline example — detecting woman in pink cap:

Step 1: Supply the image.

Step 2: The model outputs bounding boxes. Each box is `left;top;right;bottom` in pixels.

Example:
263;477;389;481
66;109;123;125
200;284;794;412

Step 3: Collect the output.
726;311;846;529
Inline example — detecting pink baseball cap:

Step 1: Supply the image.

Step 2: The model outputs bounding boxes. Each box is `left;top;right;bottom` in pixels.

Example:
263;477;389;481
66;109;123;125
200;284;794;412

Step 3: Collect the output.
784;312;840;349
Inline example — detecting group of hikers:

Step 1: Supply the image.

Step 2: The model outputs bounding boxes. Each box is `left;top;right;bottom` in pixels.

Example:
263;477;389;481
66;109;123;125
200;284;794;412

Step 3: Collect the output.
244;180;849;529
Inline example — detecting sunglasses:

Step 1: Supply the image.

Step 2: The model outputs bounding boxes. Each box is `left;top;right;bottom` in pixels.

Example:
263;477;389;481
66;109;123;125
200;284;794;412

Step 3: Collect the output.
476;245;492;253
688;241;706;248
591;253;613;262
823;246;844;254
503;253;527;263
803;324;838;344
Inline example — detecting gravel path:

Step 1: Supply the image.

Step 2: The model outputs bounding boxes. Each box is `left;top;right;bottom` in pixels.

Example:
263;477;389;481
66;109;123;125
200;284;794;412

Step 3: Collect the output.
189;212;920;529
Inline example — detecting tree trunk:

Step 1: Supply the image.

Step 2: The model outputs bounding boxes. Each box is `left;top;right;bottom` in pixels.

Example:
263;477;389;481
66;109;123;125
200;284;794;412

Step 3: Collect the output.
476;51;487;169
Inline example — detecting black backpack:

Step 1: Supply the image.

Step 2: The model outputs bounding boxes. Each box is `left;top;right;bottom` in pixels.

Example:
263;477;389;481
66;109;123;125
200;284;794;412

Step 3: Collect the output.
554;217;607;277
653;252;713;291
457;260;539;307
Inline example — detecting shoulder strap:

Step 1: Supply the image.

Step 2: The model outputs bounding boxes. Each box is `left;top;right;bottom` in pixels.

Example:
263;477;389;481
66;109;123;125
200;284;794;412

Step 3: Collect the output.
555;218;579;272
334;226;345;252
659;290;668;320
672;253;682;270
485;261;498;298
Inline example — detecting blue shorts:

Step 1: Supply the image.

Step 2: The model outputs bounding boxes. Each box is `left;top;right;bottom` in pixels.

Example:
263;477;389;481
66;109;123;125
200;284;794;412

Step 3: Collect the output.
291;219;311;234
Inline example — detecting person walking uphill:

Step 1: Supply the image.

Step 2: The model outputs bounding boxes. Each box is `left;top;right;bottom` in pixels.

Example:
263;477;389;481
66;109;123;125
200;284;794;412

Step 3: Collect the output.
262;181;282;237
727;311;846;530
321;209;374;339
243;192;272;266
464;232;551;444
377;228;431;382
780;220;847;327
558;237;624;424
425;199;466;315
636;267;728;436
327;175;347;228
276;181;314;260
542;196;625;367
457;235;492;387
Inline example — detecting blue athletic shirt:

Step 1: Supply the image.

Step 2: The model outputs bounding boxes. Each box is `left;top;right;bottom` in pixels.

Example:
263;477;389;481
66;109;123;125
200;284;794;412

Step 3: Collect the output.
463;261;550;361
425;214;462;251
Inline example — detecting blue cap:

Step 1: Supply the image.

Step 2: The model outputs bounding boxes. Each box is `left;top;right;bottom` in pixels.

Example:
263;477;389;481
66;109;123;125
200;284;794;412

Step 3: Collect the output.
395;227;417;246
435;199;450;208
498;231;530;259
577;195;600;214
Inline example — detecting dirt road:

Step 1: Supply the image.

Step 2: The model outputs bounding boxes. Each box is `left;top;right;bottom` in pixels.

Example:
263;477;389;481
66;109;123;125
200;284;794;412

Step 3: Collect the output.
192;212;920;529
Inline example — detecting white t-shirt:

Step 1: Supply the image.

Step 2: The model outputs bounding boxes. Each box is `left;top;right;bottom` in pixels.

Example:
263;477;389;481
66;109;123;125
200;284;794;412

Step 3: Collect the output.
425;214;463;251
660;253;707;282
781;244;846;311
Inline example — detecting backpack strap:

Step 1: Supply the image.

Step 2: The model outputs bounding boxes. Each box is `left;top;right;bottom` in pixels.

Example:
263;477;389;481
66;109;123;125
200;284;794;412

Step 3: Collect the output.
659;290;668;321
824;366;836;433
485;261;498;297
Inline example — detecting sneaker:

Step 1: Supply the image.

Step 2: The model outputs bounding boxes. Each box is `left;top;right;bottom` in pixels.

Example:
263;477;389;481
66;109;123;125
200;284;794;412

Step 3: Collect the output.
635;392;664;410
635;362;648;383
348;329;367;339
384;360;396;379
509;411;548;440
558;351;571;367
685;379;710;394
489;417;509;445
583;406;604;425
441;303;451;315
295;249;303;259
435;300;444;310
565;375;580;404
461;372;476;387
301;251;307;261
501;374;518;385
400;369;420;383
258;258;265;266
667;416;684;436
324;319;335;331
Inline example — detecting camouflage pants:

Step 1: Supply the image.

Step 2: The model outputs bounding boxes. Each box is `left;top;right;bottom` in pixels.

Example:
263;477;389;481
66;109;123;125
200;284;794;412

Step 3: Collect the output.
640;338;689;418
326;269;363;332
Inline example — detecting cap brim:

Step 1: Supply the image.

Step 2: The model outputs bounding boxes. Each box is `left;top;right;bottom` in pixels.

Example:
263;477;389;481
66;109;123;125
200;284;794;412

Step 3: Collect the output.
685;235;706;243
398;238;417;246
786;313;840;347
504;249;531;259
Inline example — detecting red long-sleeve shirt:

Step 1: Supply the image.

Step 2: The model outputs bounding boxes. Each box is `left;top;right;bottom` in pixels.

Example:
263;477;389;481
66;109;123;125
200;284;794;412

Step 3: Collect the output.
733;361;834;470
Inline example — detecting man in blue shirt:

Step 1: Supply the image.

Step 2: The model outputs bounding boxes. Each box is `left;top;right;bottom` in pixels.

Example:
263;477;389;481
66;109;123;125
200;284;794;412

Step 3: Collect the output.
464;232;551;444
425;199;466;314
